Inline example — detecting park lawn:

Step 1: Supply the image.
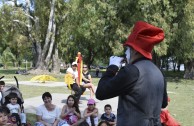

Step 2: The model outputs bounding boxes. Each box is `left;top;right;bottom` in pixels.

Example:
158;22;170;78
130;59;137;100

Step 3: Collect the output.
167;80;194;126
20;79;194;126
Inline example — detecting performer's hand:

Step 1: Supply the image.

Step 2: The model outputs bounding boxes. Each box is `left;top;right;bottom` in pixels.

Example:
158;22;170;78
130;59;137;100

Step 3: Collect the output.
109;56;124;68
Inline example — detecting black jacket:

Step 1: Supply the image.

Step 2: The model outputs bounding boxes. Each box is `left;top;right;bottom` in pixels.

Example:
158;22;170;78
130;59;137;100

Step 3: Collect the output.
96;59;168;126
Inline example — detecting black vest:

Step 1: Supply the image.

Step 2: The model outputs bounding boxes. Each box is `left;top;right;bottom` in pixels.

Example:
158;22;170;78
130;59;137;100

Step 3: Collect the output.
117;60;164;126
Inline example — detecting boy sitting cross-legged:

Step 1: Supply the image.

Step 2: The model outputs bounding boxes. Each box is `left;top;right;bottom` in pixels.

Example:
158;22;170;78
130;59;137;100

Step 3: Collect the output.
100;104;116;126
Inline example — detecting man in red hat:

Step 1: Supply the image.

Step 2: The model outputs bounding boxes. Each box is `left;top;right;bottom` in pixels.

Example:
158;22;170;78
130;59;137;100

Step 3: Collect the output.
96;21;168;126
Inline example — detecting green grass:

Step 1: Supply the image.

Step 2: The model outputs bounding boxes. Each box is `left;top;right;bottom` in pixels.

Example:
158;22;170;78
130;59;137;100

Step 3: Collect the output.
26;113;36;125
167;80;194;126
163;71;185;78
1;69;194;125
19;85;71;99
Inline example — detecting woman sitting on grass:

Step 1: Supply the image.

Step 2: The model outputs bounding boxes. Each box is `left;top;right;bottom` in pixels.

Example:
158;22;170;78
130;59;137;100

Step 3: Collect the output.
35;92;60;126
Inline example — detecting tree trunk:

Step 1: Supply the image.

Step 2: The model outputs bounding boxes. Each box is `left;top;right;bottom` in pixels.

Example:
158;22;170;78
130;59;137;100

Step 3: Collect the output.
25;0;43;70
152;52;161;68
45;16;56;68
87;49;95;69
40;0;55;63
51;44;60;74
36;0;55;71
34;42;43;68
184;60;194;79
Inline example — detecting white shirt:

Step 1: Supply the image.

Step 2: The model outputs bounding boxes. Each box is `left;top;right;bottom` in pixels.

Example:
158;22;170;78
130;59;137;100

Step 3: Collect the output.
36;104;60;124
0;93;2;104
6;103;20;114
73;70;78;78
66;67;78;83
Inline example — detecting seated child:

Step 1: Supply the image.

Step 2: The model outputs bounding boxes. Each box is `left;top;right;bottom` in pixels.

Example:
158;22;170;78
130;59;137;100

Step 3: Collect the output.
0;81;5;104
100;104;116;126
6;93;21;114
6;93;26;125
98;120;110;126
83;99;98;126
58;95;81;125
0;106;13;126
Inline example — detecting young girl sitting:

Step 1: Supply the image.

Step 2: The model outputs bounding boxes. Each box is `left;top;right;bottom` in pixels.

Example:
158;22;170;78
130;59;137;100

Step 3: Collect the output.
58;95;81;125
83;99;98;126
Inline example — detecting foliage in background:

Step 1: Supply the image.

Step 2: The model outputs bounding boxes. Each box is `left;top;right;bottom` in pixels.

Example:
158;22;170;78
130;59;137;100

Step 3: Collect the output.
0;3;32;67
0;47;16;69
0;0;194;78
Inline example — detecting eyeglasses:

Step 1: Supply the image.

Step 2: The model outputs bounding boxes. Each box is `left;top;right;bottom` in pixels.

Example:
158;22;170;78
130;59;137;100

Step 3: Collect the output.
83;67;87;68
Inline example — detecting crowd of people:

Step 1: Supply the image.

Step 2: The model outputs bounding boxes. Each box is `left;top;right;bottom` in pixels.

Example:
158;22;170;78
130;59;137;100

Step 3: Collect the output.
0;21;182;126
0;61;115;126
0;92;116;126
36;92;116;126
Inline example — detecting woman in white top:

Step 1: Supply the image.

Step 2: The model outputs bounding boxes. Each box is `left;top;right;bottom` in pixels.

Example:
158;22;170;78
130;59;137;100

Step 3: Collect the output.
36;92;60;126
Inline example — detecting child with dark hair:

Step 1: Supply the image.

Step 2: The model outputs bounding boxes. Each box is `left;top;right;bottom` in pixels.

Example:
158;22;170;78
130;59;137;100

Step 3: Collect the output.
6;93;21;115
0;81;5;91
6;93;24;126
98;120;110;126
0;81;5;104
0;106;12;126
100;104;116;126
77;120;89;126
58;95;81;125
83;99;98;126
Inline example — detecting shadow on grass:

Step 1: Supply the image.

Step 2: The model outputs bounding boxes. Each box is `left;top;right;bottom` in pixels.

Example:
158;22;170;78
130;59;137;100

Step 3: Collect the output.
0;69;17;74
61;96;88;103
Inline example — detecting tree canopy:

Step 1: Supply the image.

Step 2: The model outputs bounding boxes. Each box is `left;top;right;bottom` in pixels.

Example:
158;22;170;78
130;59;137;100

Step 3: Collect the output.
0;0;194;77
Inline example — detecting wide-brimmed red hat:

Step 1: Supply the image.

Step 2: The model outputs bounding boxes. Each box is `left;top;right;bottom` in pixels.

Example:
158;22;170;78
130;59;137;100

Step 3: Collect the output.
124;21;165;59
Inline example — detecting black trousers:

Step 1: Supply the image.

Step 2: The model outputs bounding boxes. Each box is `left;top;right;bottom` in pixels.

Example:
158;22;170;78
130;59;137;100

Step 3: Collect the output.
71;83;86;102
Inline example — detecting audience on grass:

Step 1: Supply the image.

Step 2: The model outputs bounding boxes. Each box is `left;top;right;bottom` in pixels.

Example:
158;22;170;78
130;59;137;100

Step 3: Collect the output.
83;99;98;126
58;95;81;125
0;106;13;126
35;92;60;126
100;104;116;126
0;81;5;105
98;121;110;126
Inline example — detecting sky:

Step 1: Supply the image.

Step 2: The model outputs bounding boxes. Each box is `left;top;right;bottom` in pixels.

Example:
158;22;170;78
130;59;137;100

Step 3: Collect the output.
0;0;25;7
